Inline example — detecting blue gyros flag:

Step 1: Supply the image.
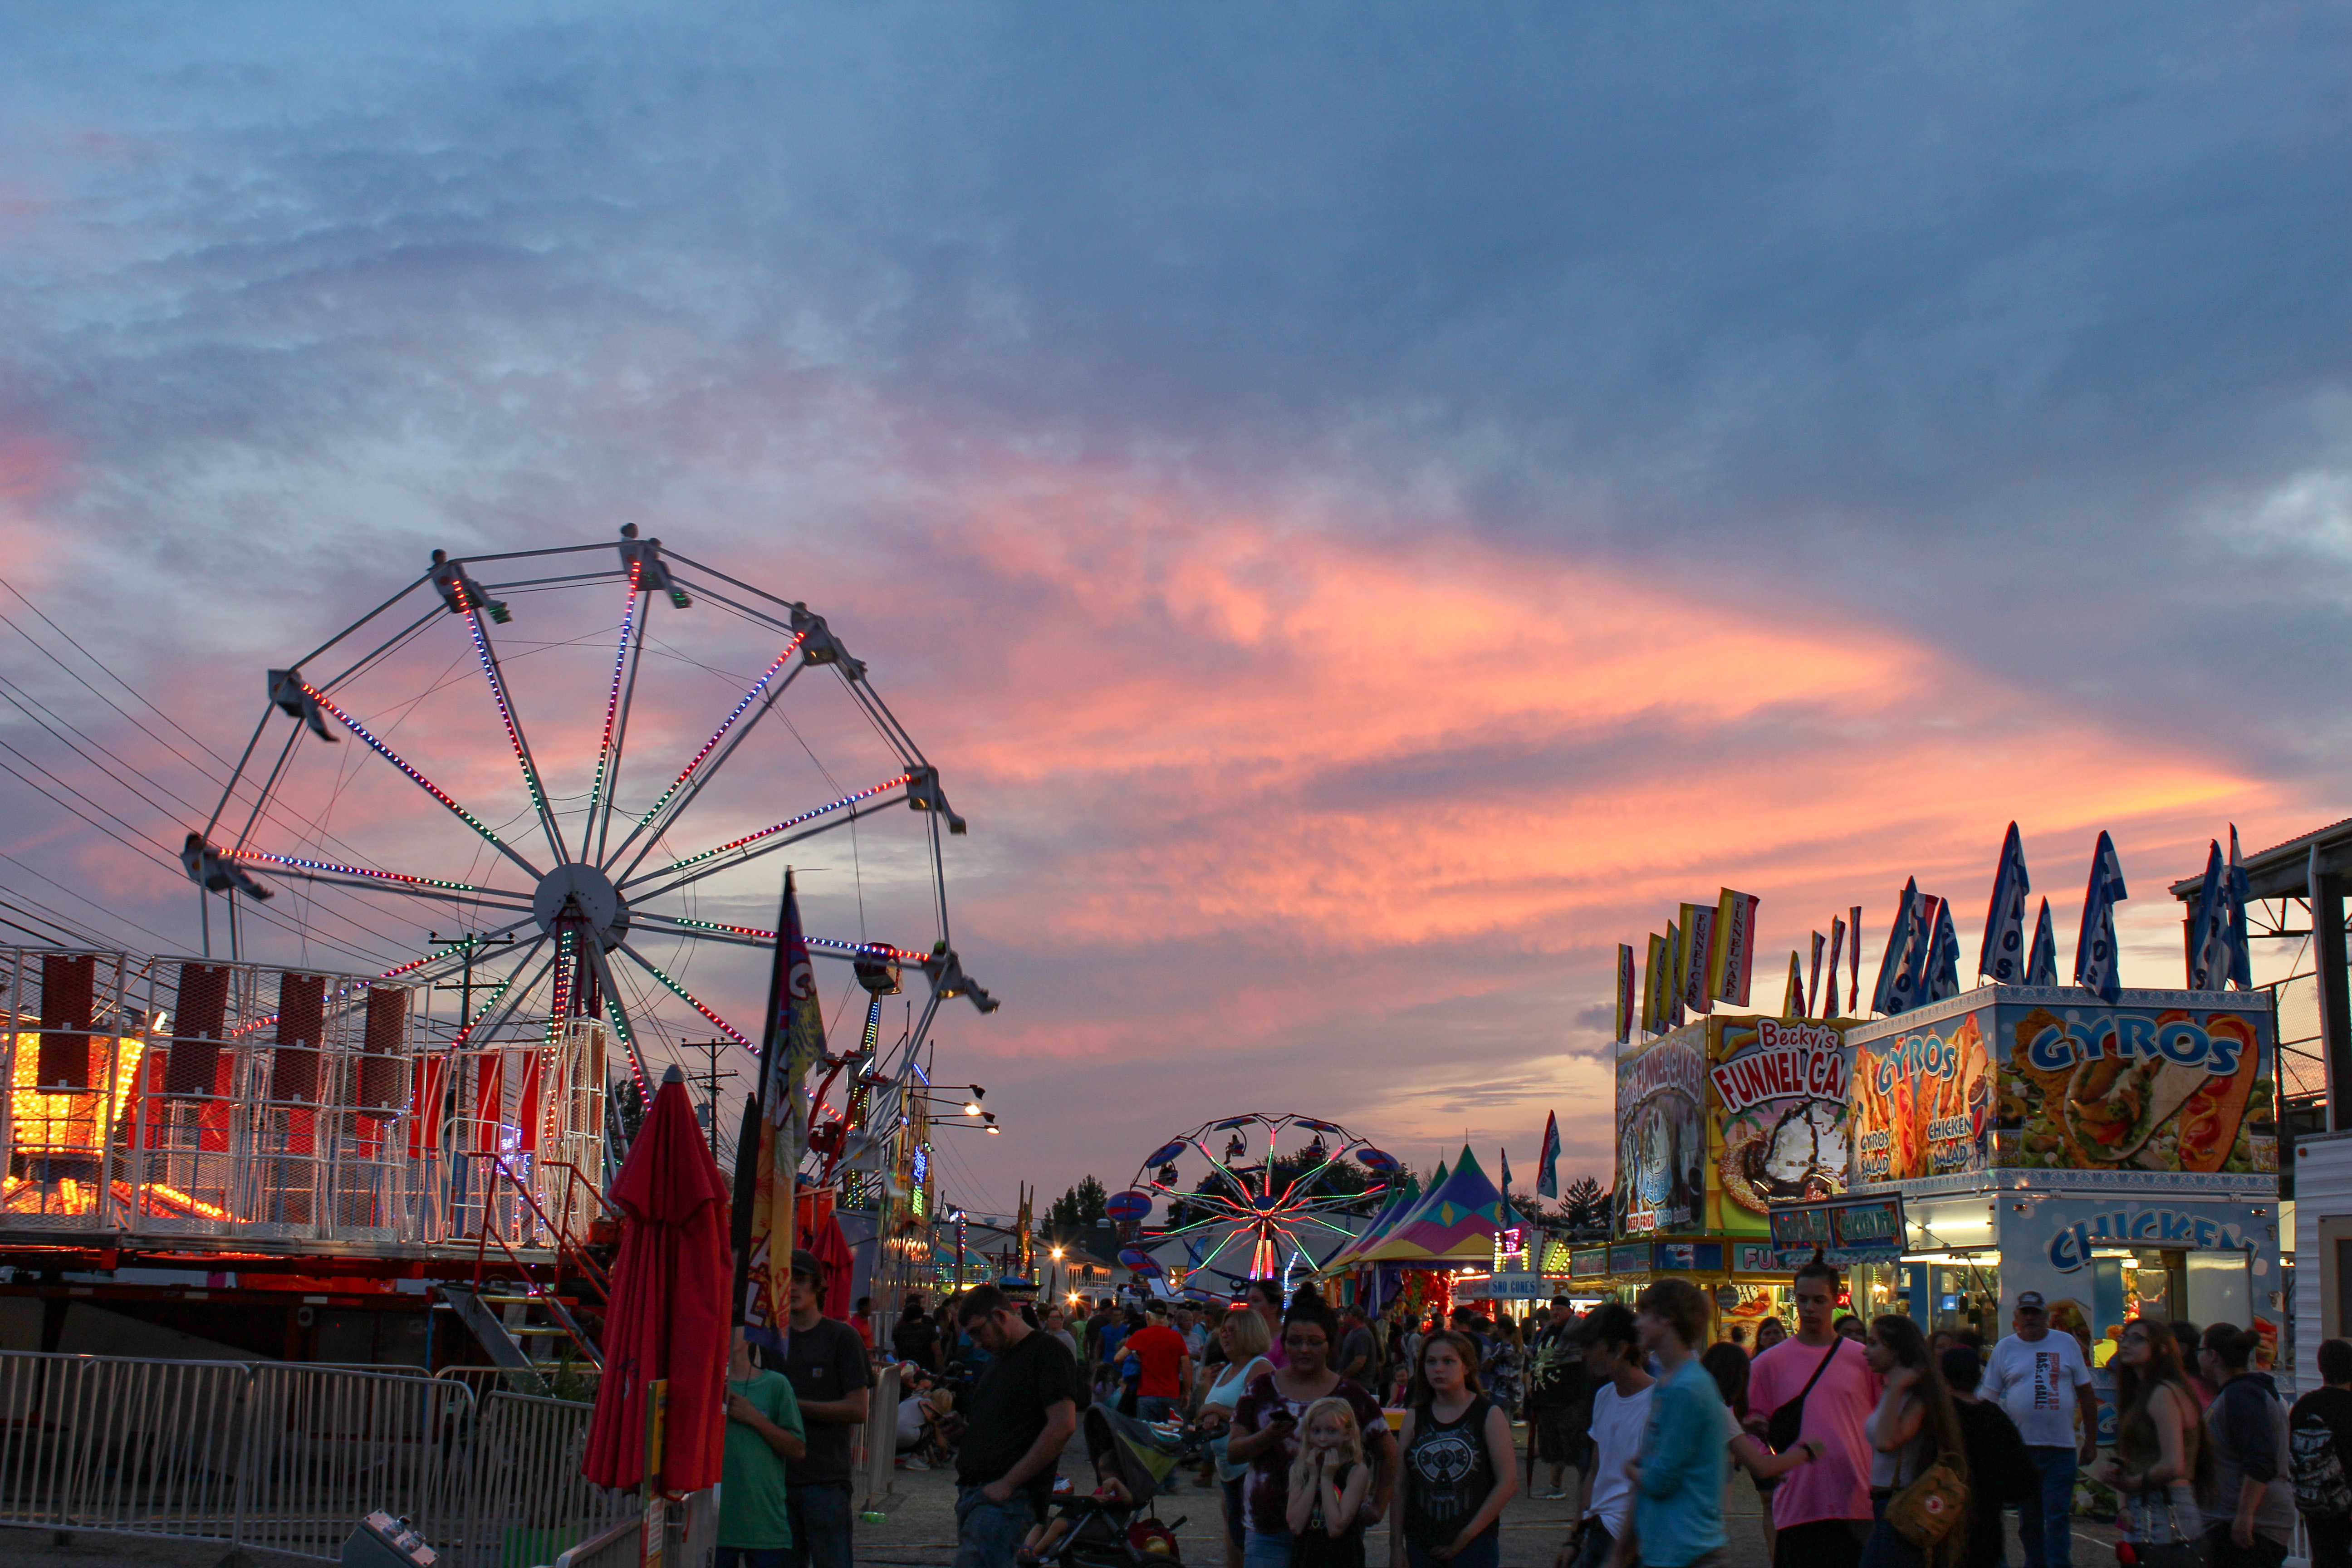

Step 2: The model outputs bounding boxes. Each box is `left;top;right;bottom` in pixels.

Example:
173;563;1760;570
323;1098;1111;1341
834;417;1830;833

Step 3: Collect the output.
2027;898;2058;985
1901;894;1943;1004
1924;897;1963;1003
1537;1111;1560;1200
1978;821;2032;981
2074;831;2128;1002
1872;878;1922;1015
2187;839;2227;990
2228;824;2253;988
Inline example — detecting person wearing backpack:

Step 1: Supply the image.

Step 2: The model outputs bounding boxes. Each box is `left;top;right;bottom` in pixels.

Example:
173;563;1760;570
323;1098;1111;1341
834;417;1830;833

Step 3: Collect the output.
2197;1323;2296;1568
2288;1338;2352;1568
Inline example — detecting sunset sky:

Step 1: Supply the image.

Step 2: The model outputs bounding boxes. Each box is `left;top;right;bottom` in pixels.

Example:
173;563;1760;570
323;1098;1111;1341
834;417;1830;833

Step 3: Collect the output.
2;5;2348;1217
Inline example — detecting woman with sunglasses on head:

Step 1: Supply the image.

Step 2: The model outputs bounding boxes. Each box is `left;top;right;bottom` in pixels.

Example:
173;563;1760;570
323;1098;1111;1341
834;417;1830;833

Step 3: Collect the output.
2090;1321;2209;1568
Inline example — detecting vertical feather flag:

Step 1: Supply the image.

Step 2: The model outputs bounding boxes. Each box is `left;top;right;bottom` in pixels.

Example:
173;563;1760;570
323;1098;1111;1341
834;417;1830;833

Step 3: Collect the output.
1807;931;1826;1017
1642;933;1667;1034
2027;898;2058;985
1537;1112;1560;1199
743;869;826;1357
1678;903;1717;1017
1710;889;1760;1006
2228;825;2253;989
1615;944;1635;1044
1849;905;1862;1012
1873;880;1923;1015
1781;951;1804;1018
1664;920;1685;1029
1979;822;2032;981
2187;839;2227;990
2074;832;2129;1003
1924;897;1963;1003
1826;917;1847;1016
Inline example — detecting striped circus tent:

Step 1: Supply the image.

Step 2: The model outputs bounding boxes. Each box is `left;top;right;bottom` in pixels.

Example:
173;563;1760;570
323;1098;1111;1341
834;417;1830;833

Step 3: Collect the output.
1356;1146;1507;1264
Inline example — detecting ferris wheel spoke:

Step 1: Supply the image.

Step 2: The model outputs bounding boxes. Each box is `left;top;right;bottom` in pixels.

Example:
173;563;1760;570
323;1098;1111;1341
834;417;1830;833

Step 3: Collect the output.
600;651;809;880
613;941;751;1045
462;610;568;864
584;581;646;866
227;851;534;911
625;911;929;965
292;678;546;882
616;776;918;900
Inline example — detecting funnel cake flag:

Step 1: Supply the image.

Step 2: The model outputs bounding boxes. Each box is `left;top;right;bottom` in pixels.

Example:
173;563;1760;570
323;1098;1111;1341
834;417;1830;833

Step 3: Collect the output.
1615;945;1635;1045
1709;889;1760;1007
1979;822;2032;982
1678;902;1716;1018
741;869;827;1357
2074;831;2128;1004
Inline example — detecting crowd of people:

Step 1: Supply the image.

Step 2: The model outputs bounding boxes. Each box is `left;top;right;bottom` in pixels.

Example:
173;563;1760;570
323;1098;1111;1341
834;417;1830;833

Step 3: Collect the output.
711;1251;2352;1568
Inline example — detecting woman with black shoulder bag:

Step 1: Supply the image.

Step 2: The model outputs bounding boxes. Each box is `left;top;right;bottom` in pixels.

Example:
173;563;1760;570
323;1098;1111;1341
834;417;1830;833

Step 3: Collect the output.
2092;1321;2211;1568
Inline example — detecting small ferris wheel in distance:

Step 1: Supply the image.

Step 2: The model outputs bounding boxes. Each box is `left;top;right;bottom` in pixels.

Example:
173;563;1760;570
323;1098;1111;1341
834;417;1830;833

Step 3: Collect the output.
1117;1112;1399;1292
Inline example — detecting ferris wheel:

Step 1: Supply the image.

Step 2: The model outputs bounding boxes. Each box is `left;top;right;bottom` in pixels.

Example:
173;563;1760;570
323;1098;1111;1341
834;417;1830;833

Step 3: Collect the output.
1122;1113;1398;1294
184;528;995;1123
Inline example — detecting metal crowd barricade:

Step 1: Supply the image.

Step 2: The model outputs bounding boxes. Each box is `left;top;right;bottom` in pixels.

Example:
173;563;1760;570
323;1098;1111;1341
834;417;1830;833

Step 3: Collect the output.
240;1361;478;1560
0;1351;634;1568
0;1348;252;1544
463;1390;636;1568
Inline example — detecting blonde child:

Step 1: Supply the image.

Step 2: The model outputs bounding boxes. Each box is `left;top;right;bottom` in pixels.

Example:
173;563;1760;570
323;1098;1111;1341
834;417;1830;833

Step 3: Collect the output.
1284;1396;1371;1568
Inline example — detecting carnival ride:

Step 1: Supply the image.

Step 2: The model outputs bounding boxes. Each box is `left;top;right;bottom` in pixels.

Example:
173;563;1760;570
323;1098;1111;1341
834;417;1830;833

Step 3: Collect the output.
1119;1113;1398;1294
0;529;993;1283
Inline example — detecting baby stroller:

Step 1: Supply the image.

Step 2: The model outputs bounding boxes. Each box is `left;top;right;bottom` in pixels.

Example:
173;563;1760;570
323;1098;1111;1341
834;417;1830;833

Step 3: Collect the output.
1037;1406;1189;1568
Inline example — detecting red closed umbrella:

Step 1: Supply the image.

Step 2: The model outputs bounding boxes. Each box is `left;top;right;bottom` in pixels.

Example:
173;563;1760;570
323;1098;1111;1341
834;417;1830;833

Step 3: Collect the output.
795;1188;856;1320
583;1067;730;1493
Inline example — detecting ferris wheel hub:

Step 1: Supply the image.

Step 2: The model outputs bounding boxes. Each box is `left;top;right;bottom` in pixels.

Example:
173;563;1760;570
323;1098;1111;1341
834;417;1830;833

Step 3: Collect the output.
532;862;632;950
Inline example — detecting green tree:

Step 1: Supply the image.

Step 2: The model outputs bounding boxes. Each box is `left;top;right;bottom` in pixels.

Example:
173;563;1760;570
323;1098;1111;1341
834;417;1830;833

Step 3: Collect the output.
1561;1175;1610;1236
1046;1175;1109;1234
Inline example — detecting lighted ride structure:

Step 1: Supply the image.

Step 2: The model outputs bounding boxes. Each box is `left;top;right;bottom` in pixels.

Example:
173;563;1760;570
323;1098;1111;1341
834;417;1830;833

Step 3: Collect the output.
1120;1114;1397;1296
0;531;994;1283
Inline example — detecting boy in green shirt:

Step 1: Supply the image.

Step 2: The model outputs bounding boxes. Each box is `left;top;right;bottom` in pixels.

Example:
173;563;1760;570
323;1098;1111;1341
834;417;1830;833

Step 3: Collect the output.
721;1327;808;1568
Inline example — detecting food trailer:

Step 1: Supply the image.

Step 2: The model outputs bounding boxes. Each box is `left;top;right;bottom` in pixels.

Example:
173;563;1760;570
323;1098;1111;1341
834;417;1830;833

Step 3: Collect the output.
1608;1012;1861;1332
1834;984;2282;1359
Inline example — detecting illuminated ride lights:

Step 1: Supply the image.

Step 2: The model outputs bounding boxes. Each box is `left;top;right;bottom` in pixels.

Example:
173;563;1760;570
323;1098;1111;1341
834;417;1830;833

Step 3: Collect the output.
1122;1112;1398;1297
235;851;482;894
193;531;993;1153
653;773;916;877
298;682;518;858
630;630;808;833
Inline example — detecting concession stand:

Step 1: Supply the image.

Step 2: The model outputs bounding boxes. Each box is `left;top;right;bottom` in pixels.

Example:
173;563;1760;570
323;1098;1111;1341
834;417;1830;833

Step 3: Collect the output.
1832;984;2282;1365
1602;1013;1861;1334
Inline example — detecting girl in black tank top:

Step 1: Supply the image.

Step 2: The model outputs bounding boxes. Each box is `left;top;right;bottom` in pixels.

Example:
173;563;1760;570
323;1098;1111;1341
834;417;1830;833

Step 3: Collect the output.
1402;1394;1499;1550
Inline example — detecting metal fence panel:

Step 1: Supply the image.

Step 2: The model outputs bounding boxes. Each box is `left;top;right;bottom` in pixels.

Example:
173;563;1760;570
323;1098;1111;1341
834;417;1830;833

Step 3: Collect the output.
0;1351;252;1544
242;1362;478;1562
463;1391;637;1568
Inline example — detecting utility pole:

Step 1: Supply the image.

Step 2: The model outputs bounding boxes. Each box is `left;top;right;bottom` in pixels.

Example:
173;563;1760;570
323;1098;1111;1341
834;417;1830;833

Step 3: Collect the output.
682;1039;739;1161
429;932;516;1040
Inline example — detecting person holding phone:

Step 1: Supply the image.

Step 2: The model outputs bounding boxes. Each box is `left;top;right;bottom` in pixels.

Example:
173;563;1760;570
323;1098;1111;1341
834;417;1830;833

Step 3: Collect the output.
1227;1287;1396;1568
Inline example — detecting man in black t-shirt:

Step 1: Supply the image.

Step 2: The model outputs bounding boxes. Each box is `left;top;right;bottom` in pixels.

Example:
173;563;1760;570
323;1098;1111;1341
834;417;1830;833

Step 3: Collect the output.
955;1284;1080;1568
774;1250;874;1568
2292;1337;2352;1568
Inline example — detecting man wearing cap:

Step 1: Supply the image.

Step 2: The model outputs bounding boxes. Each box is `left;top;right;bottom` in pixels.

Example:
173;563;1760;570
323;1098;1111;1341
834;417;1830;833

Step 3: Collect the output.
776;1248;875;1568
1982;1290;2100;1568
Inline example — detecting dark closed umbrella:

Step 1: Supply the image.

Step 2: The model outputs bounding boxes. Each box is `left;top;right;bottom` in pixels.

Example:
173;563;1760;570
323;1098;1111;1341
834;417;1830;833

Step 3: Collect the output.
583;1066;730;1493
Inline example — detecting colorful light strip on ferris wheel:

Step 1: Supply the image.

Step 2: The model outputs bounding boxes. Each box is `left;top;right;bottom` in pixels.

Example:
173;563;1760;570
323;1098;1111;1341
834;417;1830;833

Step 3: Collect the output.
633;629;809;828
629;954;751;1045
233;850;484;894
464;610;550;822
585;571;641;832
662;773;915;872
662;918;929;965
299;682;505;845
